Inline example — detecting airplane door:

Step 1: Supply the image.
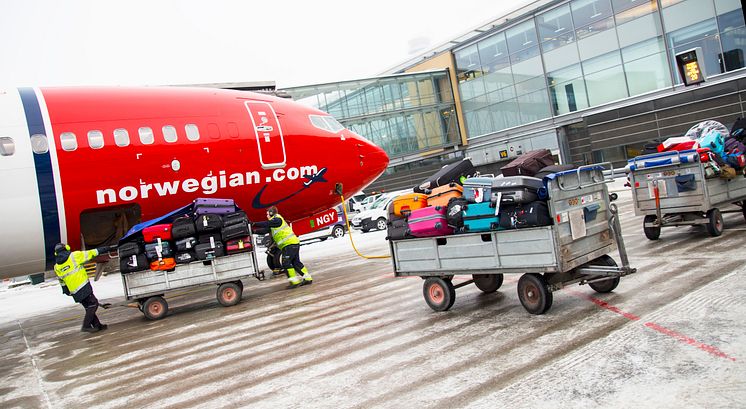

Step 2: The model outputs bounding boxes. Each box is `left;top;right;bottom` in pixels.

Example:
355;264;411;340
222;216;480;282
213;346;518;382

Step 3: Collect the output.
245;101;286;169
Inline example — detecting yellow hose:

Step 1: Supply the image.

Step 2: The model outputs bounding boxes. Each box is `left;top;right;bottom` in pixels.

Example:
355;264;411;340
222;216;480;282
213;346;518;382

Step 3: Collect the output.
340;194;391;259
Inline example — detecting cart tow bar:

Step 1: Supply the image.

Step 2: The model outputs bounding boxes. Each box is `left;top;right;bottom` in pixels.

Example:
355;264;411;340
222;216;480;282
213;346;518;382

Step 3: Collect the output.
609;203;636;276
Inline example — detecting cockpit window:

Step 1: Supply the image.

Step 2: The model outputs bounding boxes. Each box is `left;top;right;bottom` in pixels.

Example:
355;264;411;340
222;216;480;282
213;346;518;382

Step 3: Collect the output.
0;137;15;156
309;115;345;133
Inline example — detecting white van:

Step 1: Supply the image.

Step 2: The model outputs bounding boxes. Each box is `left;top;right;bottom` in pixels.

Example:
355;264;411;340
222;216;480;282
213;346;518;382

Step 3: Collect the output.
350;191;408;232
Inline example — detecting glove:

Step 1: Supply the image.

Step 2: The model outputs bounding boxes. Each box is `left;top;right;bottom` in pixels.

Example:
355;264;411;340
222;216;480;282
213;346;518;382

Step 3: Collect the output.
61;282;70;296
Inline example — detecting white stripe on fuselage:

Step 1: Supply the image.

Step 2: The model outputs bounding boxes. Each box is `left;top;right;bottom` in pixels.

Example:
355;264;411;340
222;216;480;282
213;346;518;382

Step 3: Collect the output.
0;89;46;277
35;88;67;244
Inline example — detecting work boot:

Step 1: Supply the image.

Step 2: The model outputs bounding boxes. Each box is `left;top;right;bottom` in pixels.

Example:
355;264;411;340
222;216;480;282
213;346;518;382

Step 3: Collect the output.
98;324;108;331
81;326;100;333
300;267;313;285
286;268;302;289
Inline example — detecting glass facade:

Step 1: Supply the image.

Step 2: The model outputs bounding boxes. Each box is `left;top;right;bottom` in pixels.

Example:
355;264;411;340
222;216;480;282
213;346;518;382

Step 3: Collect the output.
282;71;460;159
455;0;746;140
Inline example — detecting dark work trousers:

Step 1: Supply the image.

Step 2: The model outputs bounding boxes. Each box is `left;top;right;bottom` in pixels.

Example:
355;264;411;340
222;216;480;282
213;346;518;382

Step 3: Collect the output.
80;293;102;329
281;244;305;273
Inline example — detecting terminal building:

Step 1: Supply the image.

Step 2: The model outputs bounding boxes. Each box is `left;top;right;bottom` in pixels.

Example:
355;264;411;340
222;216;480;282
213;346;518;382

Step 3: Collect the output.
280;0;746;193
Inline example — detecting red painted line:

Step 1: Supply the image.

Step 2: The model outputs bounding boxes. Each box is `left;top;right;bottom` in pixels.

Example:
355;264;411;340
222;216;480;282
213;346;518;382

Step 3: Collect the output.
566;289;736;362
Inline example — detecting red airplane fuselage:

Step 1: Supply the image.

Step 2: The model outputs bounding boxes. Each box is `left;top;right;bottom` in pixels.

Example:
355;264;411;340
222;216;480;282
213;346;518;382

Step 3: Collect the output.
0;86;388;278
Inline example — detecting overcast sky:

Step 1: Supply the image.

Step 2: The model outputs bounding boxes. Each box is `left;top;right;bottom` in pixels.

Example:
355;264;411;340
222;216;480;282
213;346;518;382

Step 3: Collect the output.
0;0;532;89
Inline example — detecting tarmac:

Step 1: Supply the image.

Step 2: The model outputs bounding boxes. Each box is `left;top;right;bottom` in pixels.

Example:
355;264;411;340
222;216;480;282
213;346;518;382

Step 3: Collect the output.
1;180;745;408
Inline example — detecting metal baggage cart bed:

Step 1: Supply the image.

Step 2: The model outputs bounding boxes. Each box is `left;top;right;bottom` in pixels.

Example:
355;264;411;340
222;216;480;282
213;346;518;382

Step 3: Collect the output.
389;165;636;315
121;238;260;320
627;150;746;240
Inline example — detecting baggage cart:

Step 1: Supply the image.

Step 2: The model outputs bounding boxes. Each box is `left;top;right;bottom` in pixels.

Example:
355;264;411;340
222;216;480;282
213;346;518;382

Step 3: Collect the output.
389;165;636;315
627;150;746;240
122;241;260;320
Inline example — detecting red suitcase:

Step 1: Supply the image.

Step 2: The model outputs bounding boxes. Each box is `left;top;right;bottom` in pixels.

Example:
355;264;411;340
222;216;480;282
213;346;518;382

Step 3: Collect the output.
225;236;252;254
408;206;454;238
142;224;173;242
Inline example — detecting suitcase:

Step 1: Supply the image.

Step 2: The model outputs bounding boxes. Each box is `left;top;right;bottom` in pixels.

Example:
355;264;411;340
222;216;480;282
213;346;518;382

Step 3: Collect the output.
193;198;235;216
175;237;197;251
150;258;176;271
446;197;469;229
175;251;197;264
120;253;148;274
463;176;494;203
427;183;464;208
198;233;222;245
386;218;411;240
225;236;252;254
731;116;746;140
462;201;500;232
414;159;475;193
118;242;142;258
223;211;248;226
392;193;428;217
195;242;226;260
142;224;173;242
221;220;251;241
195;214;223;232
171;216;196;240
499;201;553;230
534;164;576;179
500;149;554;177
144;241;174;261
491;176;543;205
408;206;454;237
725;137;746;154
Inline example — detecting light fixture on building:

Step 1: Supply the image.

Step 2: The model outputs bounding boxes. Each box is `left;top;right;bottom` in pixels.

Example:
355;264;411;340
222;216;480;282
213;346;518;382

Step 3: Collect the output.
675;47;706;86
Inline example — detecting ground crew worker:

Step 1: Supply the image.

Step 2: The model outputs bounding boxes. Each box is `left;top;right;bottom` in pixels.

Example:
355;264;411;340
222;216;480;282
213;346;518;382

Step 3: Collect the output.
253;206;312;288
54;243;110;333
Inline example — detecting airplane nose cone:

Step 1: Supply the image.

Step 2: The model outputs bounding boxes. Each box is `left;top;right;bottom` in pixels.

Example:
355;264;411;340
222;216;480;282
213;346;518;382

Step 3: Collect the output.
358;138;389;179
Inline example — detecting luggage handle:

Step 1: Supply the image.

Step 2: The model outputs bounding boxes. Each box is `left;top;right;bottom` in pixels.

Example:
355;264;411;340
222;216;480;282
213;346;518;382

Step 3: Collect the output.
557;162;613;191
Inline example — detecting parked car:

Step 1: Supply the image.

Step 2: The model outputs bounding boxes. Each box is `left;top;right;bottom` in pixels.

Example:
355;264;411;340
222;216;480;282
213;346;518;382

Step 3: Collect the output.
347;193;367;213
358;194;381;212
350;191;408;232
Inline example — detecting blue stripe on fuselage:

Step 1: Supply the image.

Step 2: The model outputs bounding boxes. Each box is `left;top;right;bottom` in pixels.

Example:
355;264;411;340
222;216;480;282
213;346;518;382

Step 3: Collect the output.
18;87;60;271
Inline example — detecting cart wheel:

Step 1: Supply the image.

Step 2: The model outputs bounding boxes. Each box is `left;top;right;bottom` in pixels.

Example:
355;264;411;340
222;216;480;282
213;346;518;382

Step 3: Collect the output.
217;282;243;307
422;277;456;312
706;208;724;237
643;215;660;240
473;274;503;293
587;255;620;293
517;274;553;315
142;296;168;320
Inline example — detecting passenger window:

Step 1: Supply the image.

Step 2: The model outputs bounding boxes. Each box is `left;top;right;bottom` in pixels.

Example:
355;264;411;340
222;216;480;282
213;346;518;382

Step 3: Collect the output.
227;122;239;138
30;134;49;154
208;123;221;140
114;128;130;147
163;125;178;143
185;124;200;141
88;130;104;149
139;127;154;145
60;132;78;151
0;137;15;156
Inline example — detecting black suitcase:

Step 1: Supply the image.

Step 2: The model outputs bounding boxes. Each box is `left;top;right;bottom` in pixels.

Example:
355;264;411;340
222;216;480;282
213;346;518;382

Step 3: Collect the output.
446;197;469;229
195;214;223;232
144;241;174;261
198;233;222;245
414;159;475;193
175;237;197;251
120;253;148;274
533;164;576;179
118;242;142;258
223;211;248;226
175;251;197;264
500;149;554;177
731;116;746;140
221;220;251;241
499;201;552;230
387;218;410;240
171;216;196;240
195;242;225;260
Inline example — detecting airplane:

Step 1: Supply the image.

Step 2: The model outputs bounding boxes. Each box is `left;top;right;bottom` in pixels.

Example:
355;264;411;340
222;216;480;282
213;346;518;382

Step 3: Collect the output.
0;86;389;279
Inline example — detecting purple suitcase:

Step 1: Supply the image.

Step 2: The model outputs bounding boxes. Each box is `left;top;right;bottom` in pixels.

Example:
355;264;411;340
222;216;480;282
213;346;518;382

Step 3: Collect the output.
193;198;236;215
408;206;454;238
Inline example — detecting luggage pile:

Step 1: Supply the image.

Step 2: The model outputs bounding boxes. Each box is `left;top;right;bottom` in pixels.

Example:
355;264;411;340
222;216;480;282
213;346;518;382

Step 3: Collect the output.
388;150;565;241
118;198;253;274
629;119;746;178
